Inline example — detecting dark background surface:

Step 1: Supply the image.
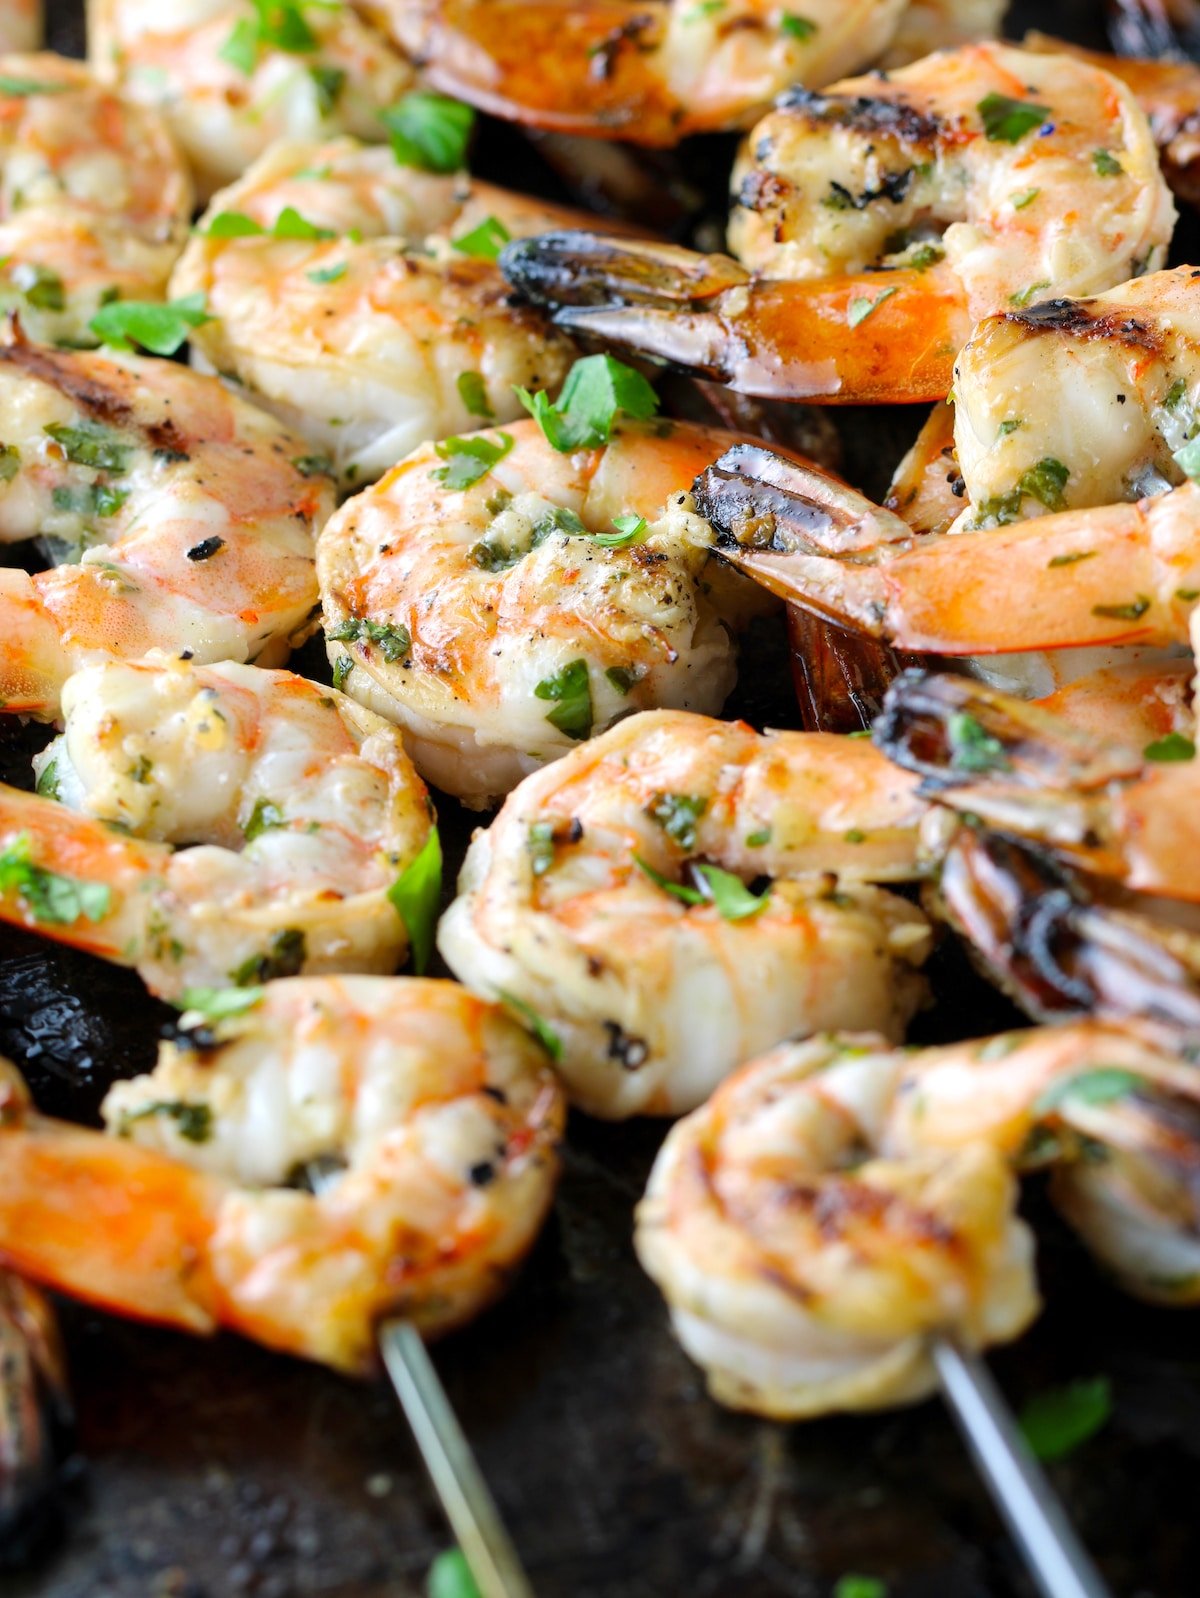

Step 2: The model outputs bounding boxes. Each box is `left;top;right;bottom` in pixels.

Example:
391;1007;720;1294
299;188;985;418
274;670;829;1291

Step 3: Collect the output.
7;2;1200;1594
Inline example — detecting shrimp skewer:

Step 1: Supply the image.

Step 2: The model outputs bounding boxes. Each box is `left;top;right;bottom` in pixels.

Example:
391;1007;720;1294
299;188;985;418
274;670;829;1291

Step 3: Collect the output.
0;54;192;346
0;977;565;1372
502;43;1176;403
89;0;416;200
0;336;332;718
316;412;778;807
439;708;932;1117
0;655;435;999
637;1017;1200;1420
171;137;595;487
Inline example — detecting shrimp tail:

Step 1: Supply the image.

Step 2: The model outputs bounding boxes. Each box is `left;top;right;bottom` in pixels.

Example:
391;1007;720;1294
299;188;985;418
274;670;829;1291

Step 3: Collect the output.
930;821;1200;1033
0;1274;72;1564
501;235;969;401
0;1061;222;1337
873;669;1143;794
692;442;915;618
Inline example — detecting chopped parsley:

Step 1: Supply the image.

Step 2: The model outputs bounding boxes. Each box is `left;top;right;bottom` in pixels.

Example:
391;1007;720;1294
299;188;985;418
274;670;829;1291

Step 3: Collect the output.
847;287;898;328
327;616;412;661
204;207;336;241
780;13;817;40
1144;732;1196;761
116;1099;213;1143
534;659;592;740
1035;1067;1142;1113
452;214;512;261
90;293;210;356
947;710;1010;774
456;370;493;420
1092;596;1151;621
497;989;563;1062
388;826;443;975
1019;1377;1112;1461
978;92;1051;143
0;74;71;96
516;354;658;453
13;264;64;312
307;260;348;284
647;792;708;851
229;927;306;985
0;832;111;925
179;985;265;1020
432;431;514;490
1093;148;1123;177
44;421;132;473
220;0;320;73
243;797;286;841
381;91;475;173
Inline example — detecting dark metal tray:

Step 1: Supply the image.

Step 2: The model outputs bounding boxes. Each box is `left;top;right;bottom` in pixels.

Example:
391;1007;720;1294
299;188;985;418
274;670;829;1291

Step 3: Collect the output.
9;3;1200;1593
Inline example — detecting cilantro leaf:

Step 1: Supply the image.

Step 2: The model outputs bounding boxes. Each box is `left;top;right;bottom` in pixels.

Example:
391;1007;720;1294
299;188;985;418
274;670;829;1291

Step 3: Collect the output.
1144;732;1195;762
456;370;494;420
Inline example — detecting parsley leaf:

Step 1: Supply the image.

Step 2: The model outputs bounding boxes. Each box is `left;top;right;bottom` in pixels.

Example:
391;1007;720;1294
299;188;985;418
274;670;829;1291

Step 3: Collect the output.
516;354;658;453
0;832;111;925
381;91;475;173
452;214;512;261
647;792;708;850
326;616;412;661
1093;148;1122;177
1019;1377;1112;1461
978;92;1051;143
243;797;286;841
780;13;817;40
847;287;898;327
115;1099;214;1143
533;659;592;739
694;863;770;920
1144;732;1196;762
456;370;494;420
0;74;71;96
44;421;132;473
229;927;306;985
179;985;265;1020
947;711;1011;774
89;293;210;356
432;431;514;490
388;826;443;976
1034;1067;1142;1113
497;989;563;1062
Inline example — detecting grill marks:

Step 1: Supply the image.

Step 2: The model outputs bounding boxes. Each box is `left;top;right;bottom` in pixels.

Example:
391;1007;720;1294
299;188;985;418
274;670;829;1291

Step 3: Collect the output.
775;87;944;147
1007;297;1165;358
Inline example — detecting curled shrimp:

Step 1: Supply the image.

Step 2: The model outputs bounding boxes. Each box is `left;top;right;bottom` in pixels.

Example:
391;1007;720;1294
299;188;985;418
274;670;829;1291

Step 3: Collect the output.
171;136;590;486
89;0;416;200
875;663;1200;907
0;654;435;1000
637;1018;1200;1418
317;414;780;807
439;708;932;1118
501;43;1176;402
370;0;916;146
0;976;565;1372
0;53;192;347
693;441;1200;656
0;0;40;52
0;335;332;718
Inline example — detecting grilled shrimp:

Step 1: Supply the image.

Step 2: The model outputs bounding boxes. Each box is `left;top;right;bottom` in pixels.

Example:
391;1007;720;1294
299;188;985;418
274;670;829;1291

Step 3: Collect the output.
501;43;1175;403
370;0;915;146
317;415;781;807
637;1019;1200;1418
439;709;932;1117
0;977;564;1372
0;655;435;999
172;137;587;487
693;441;1200;657
0;53;192;346
89;0;416;200
0;336;332;718
0;0;40;52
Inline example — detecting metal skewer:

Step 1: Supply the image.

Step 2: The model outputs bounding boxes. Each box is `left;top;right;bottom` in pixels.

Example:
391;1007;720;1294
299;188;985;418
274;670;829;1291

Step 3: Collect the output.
306;1167;534;1598
932;1338;1113;1598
